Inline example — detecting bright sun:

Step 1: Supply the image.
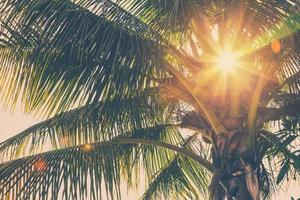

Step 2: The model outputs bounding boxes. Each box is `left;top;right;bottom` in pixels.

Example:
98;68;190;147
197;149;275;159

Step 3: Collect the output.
216;51;239;73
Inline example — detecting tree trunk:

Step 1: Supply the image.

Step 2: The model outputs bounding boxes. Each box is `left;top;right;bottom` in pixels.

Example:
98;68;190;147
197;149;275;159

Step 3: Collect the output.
209;129;260;200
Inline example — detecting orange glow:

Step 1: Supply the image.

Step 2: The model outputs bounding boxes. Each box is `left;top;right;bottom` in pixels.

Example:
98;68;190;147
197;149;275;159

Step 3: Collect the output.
34;159;47;172
83;143;93;152
271;39;281;53
170;4;296;132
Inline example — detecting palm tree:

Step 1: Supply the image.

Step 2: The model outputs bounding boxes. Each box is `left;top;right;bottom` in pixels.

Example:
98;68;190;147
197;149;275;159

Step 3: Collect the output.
0;0;299;199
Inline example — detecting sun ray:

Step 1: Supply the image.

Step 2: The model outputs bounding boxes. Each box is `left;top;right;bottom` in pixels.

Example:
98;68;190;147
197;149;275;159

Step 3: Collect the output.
242;13;300;56
179;3;298;115
215;51;240;73
230;0;247;50
190;15;220;56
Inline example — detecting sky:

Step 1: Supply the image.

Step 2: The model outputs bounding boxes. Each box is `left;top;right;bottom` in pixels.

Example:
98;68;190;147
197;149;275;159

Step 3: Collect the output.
0;106;299;199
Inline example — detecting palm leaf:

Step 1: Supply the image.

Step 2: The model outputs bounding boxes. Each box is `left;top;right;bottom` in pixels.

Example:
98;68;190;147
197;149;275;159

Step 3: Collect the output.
118;0;196;34
141;133;211;200
0;125;211;200
0;93;176;160
141;157;200;200
0;0;167;115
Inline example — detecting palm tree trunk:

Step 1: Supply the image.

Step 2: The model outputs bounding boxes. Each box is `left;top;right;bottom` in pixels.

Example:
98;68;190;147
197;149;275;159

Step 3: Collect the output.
209;130;260;200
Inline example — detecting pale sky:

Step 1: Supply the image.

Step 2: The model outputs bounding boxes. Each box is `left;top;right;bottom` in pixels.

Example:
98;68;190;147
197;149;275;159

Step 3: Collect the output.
0;106;299;199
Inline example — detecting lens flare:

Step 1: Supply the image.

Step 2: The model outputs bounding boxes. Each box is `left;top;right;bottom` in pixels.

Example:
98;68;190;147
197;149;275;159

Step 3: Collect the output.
83;143;93;152
34;159;47;172
271;39;281;54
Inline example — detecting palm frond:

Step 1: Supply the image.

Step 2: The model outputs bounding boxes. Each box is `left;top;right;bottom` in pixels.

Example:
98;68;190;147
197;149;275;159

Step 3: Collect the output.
141;157;202;200
0;93;177;160
0;141;124;200
117;0;197;35
0;0;167;115
0;125;212;200
258;99;300;123
259;129;300;186
140;133;211;200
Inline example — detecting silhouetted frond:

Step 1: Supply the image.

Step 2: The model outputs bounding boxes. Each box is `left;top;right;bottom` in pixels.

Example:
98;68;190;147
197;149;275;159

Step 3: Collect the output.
0;0;167;115
0;125;193;200
0;93;176;160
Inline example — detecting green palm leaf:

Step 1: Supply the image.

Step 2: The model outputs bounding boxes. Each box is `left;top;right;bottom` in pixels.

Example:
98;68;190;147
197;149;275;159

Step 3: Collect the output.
0;93;173;159
0;0;167;115
0;125;211;200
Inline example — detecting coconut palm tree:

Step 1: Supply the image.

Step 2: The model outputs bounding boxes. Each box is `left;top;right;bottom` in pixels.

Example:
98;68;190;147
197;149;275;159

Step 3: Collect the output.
0;0;299;199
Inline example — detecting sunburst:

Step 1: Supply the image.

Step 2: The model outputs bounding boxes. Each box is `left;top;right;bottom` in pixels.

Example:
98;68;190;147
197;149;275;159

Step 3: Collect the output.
216;51;240;73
